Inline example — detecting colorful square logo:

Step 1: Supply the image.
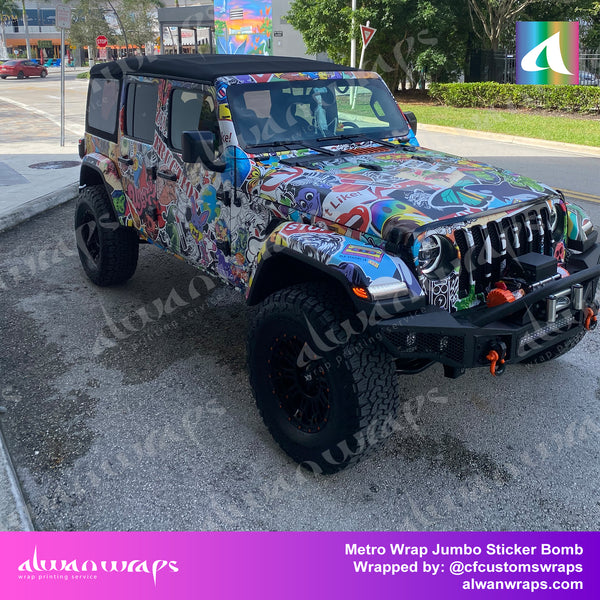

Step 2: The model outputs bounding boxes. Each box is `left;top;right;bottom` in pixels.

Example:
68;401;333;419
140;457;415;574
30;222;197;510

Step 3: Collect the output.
516;21;579;85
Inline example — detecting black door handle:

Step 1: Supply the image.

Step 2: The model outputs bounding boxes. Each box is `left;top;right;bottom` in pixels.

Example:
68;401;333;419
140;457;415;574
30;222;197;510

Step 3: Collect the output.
118;156;134;166
157;170;177;181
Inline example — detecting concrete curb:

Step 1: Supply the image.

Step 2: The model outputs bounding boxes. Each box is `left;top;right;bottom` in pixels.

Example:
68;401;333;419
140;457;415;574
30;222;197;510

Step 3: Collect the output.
0;182;79;233
0;413;34;531
419;123;600;158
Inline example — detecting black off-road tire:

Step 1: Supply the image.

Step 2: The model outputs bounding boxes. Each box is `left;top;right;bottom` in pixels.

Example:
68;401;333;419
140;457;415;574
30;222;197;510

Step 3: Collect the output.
75;185;139;286
521;330;586;365
248;283;399;474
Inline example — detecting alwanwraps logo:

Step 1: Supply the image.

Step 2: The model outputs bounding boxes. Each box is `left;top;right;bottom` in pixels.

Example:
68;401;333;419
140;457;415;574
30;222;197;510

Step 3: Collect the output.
516;21;579;85
17;546;179;586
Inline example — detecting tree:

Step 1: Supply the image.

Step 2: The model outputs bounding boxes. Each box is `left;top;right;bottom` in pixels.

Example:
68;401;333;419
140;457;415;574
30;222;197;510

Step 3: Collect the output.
0;0;18;59
521;0;600;51
116;0;159;52
583;1;600;49
68;0;161;58
287;0;470;89
286;0;351;63
467;0;537;50
68;0;117;58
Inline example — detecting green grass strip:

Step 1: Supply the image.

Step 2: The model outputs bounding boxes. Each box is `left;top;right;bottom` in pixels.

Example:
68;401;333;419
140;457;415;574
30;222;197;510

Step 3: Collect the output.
409;105;600;148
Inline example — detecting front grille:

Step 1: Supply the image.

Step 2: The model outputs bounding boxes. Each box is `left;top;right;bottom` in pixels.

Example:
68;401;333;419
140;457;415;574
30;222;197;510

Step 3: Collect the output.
454;203;554;297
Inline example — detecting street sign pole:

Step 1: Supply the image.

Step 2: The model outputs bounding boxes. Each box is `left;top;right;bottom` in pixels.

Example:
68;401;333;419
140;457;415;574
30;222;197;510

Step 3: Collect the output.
60;27;65;146
351;22;377;108
350;0;357;68
359;22;376;70
56;4;72;147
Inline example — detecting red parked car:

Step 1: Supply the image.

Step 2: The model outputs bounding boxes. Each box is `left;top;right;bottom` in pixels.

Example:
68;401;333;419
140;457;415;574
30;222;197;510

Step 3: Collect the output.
0;59;48;79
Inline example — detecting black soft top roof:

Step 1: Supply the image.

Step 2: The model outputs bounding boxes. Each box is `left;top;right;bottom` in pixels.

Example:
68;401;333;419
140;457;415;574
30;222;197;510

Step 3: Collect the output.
90;54;355;83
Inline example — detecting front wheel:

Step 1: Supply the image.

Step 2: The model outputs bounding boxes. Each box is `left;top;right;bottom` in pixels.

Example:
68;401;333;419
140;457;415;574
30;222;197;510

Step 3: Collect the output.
17;71;25;79
40;70;47;78
75;185;139;286
248;284;399;473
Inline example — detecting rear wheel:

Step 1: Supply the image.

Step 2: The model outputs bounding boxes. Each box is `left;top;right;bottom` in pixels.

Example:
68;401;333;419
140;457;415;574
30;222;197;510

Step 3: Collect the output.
248;284;399;473
74;185;139;286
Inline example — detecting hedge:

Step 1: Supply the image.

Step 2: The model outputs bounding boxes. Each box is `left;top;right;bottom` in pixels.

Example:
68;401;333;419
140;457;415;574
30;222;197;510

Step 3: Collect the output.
428;82;600;113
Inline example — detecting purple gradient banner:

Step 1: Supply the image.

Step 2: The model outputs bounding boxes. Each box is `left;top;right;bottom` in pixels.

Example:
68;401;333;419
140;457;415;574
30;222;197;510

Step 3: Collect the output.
0;531;597;598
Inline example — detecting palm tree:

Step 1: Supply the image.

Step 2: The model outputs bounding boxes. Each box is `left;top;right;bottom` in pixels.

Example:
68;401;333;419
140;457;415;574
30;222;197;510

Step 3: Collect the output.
0;0;19;59
20;0;31;58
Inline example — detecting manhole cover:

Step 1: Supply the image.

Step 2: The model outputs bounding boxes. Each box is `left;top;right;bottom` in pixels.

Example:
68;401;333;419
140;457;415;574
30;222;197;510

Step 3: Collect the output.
29;160;81;170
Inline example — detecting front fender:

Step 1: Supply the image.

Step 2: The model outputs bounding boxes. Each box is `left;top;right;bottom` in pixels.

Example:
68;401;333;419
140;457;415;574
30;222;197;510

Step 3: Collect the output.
248;222;425;313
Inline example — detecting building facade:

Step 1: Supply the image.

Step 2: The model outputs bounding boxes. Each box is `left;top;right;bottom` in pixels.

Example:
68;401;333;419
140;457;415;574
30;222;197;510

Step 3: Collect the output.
1;2;64;61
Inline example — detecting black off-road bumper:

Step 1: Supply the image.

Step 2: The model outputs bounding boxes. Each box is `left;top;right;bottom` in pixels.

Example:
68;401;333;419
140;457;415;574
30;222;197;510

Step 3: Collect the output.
374;245;600;377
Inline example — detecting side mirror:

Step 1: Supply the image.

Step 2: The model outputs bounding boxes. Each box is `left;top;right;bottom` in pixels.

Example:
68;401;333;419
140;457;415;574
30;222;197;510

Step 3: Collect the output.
403;111;417;135
181;130;226;172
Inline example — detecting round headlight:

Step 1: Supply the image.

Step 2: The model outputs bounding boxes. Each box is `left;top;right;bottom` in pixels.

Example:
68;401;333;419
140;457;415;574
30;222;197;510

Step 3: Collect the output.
548;200;566;242
417;234;458;280
567;202;593;243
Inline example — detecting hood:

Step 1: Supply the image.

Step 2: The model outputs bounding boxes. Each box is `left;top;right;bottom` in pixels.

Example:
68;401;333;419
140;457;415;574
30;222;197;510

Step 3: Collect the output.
257;145;556;240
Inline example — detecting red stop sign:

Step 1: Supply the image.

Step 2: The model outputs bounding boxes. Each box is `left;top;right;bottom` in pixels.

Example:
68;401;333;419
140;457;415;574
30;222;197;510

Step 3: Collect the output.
96;35;108;48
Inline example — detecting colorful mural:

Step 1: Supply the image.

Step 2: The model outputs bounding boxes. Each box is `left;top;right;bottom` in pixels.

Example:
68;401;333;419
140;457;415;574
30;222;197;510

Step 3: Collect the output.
215;0;273;55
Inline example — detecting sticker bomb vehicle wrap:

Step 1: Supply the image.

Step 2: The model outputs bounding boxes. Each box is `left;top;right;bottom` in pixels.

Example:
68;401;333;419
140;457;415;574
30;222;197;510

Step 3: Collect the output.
76;55;599;472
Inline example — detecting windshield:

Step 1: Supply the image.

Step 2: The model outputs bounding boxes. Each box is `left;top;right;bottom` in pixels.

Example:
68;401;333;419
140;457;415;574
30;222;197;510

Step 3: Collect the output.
226;77;409;150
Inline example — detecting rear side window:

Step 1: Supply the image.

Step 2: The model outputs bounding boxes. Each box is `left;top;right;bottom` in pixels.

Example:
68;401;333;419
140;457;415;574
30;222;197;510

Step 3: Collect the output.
125;82;158;143
87;78;120;141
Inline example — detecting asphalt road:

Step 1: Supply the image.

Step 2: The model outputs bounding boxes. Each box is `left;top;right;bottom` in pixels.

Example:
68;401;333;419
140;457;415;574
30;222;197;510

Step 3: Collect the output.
0;68;87;145
0;74;599;531
1;201;600;531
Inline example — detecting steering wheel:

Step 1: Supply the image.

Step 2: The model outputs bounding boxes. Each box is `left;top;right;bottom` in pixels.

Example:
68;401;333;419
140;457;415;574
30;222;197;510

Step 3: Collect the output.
336;81;350;94
340;121;359;130
292;117;317;138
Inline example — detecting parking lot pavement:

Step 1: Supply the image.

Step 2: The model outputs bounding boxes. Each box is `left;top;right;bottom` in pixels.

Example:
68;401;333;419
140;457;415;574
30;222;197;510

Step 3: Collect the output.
0;74;84;232
0;418;33;531
1;200;599;532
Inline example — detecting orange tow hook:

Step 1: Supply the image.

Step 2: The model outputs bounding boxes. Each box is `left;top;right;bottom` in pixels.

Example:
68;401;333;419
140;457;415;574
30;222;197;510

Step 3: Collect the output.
486;350;506;377
584;307;597;331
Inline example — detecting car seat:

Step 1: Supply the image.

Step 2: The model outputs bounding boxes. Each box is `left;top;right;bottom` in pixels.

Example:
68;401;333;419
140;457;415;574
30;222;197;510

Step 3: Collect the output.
309;87;338;137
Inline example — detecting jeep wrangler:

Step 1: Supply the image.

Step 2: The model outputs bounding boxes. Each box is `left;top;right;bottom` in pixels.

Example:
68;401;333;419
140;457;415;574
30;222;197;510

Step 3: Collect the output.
76;55;599;473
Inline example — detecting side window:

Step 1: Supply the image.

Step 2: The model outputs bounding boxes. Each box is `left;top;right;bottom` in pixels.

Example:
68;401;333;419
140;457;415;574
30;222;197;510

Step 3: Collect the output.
125;82;158;143
87;78;120;140
170;88;220;152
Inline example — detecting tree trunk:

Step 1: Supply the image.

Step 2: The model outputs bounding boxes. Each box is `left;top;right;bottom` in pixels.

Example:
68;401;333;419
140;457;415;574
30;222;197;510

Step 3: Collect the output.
21;0;31;59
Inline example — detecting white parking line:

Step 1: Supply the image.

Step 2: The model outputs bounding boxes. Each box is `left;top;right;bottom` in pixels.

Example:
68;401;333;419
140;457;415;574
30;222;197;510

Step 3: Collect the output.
0;95;82;135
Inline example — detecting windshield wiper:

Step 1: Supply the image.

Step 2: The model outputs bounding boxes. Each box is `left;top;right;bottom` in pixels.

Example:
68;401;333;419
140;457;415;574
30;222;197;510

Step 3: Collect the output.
317;133;410;147
248;140;338;156
246;140;299;151
316;134;358;143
